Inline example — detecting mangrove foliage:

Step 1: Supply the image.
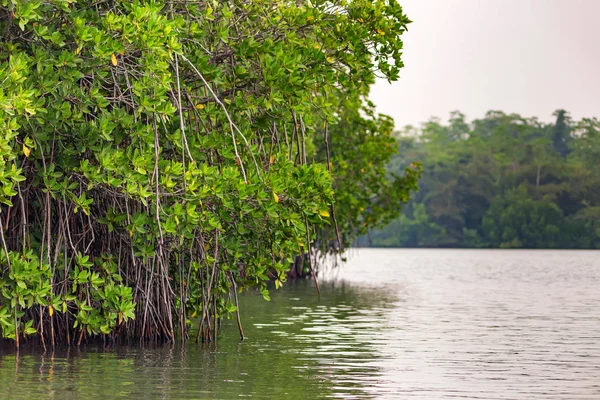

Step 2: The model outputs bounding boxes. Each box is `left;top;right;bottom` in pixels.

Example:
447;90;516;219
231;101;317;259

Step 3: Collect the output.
0;0;420;346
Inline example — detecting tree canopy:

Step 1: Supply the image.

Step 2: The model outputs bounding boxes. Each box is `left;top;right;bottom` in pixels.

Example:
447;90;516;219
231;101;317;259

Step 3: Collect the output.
0;0;419;345
364;110;600;249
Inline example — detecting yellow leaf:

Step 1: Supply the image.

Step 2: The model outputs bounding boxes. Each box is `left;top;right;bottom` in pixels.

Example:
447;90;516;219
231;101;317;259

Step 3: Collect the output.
269;155;275;165
23;144;30;157
377;29;385;36
191;309;197;318
129;229;134;237
118;312;123;325
75;47;81;55
273;192;279;203
196;104;205;109
319;210;330;218
111;53;118;66
357;18;364;23
306;16;313;22
48;305;54;317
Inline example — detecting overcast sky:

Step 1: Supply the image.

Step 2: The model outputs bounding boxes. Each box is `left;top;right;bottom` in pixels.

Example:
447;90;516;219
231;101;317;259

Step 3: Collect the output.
370;0;600;128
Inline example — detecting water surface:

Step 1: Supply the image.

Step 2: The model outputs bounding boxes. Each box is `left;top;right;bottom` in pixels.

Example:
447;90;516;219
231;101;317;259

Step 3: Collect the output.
1;249;599;399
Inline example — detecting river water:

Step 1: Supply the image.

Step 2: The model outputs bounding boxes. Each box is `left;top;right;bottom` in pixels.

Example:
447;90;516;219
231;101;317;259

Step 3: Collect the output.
1;249;599;399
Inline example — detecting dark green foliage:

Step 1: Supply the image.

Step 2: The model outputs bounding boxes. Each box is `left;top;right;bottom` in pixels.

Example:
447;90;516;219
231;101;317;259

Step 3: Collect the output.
552;109;571;157
366;110;600;249
0;0;418;344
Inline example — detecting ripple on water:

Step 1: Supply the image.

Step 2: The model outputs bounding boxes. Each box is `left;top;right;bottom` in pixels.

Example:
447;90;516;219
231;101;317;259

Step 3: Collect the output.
1;249;600;399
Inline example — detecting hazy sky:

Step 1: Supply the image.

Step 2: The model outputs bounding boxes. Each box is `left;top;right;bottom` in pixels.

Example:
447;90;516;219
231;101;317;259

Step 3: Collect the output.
370;0;600;128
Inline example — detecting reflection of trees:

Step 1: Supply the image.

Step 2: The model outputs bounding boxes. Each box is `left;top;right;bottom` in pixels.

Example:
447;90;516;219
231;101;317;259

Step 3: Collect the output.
0;281;398;399
232;279;400;398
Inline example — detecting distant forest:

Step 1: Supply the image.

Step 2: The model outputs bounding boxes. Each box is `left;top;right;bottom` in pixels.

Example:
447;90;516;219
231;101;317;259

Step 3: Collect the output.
361;110;600;249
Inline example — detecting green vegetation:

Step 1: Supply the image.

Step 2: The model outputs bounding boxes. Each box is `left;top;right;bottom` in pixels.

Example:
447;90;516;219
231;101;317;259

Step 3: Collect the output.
364;110;600;249
0;0;419;345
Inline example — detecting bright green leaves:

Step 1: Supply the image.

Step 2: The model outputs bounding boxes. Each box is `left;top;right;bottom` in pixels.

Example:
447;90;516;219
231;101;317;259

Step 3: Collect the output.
0;251;52;339
12;0;43;31
70;253;136;335
23;320;37;336
72;191;93;215
260;286;271;301
0;0;412;343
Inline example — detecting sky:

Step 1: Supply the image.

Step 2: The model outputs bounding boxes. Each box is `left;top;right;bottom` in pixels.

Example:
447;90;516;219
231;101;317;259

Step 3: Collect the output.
370;0;600;129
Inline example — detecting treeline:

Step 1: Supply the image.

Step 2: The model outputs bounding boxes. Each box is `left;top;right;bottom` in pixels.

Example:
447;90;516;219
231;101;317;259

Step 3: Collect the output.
362;110;600;249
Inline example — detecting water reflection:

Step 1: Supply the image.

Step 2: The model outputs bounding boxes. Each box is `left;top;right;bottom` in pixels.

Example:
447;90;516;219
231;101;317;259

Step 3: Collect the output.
1;250;600;399
0;279;399;399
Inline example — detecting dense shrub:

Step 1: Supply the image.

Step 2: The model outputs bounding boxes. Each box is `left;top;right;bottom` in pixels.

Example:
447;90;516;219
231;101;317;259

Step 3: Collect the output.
0;0;418;345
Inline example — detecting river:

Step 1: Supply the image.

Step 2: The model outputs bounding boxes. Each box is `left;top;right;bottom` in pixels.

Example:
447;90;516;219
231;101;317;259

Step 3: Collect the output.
1;249;599;399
